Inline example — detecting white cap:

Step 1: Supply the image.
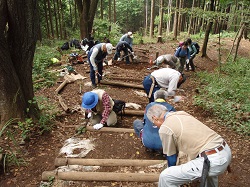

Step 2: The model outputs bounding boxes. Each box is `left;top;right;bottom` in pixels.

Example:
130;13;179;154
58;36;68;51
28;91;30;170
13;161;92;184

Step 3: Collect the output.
106;43;113;54
127;31;133;38
156;56;164;66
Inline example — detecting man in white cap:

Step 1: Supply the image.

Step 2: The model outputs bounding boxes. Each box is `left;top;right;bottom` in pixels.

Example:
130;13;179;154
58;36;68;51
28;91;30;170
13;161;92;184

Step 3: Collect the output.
87;43;113;88
154;54;181;72
120;31;133;48
81;89;117;130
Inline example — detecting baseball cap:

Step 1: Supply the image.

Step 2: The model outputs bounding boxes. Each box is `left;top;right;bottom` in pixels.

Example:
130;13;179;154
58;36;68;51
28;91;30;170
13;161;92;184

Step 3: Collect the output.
127;31;133;38
105;43;113;54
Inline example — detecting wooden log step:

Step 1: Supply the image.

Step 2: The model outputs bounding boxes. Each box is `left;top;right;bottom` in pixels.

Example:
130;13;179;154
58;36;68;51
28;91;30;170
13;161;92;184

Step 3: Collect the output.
100;80;144;89
42;171;159;182
54;158;166;167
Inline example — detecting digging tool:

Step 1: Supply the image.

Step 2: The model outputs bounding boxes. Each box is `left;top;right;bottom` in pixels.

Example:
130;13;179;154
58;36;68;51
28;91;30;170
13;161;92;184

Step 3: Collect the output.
121;51;138;62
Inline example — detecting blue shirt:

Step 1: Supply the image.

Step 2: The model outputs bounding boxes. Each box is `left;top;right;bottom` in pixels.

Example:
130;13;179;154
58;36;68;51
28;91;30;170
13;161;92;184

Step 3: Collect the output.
175;47;190;59
142;102;176;150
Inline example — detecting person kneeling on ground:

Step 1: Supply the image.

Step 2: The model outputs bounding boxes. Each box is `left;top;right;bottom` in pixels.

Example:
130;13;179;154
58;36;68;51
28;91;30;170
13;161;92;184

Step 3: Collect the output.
133;90;176;153
143;68;186;103
81;89;117;130
154;54;181;71
146;104;232;187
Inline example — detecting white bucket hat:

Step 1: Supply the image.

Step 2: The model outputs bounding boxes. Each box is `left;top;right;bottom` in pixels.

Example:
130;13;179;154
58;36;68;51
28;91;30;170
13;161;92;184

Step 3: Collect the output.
127;31;133;38
105;43;113;54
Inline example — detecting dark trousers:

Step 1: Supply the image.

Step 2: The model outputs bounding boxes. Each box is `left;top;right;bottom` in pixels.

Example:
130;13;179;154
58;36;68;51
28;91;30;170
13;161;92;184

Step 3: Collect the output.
143;75;160;103
114;48;130;64
186;55;196;71
89;61;103;86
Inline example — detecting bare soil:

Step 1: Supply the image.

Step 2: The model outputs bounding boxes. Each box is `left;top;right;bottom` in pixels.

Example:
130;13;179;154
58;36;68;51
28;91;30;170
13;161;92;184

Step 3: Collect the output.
0;38;249;187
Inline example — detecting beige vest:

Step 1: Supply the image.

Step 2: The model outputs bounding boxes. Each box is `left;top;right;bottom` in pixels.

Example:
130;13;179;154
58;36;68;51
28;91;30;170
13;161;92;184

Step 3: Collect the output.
92;89;114;112
160;111;223;159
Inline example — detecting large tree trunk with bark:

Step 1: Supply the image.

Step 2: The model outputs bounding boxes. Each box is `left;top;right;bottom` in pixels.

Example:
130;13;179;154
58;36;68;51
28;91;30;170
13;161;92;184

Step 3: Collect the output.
76;0;99;39
0;0;39;127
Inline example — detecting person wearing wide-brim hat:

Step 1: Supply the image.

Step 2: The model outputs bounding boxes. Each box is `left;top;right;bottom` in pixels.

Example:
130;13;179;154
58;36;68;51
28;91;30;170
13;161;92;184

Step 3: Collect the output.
81;89;117;130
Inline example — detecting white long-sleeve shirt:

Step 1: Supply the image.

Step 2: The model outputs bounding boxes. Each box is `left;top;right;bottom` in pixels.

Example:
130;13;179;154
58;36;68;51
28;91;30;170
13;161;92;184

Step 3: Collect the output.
151;68;181;96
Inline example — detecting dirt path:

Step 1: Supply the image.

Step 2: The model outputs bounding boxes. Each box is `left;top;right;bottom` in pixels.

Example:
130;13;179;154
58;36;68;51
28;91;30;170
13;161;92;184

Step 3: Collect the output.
0;39;249;187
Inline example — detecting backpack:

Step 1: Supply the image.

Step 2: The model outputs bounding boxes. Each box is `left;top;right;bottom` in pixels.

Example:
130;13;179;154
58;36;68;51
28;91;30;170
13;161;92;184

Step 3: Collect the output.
112;99;126;121
61;42;69;50
192;42;200;54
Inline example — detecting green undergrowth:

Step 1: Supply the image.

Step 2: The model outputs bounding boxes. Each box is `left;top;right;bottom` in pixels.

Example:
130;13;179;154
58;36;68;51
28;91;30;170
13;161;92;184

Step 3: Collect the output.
194;57;250;135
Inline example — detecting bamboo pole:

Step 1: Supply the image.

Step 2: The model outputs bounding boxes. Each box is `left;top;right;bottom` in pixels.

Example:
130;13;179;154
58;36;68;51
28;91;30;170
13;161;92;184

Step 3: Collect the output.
42;171;160;182
55;158;166;167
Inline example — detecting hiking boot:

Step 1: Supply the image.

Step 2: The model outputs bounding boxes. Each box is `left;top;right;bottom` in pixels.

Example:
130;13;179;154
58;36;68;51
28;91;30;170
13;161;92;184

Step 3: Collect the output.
92;84;97;89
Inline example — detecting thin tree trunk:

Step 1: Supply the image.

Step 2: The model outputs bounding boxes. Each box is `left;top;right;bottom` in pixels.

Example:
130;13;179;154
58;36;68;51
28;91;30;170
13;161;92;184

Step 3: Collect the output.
166;0;172;35
113;0;116;23
47;0;54;38
56;0;62;38
100;0;103;19
233;24;245;61
201;0;215;57
43;0;50;38
173;0;179;39
108;0;111;22
53;0;59;38
149;0;155;38
158;0;163;37
145;0;148;35
188;0;195;35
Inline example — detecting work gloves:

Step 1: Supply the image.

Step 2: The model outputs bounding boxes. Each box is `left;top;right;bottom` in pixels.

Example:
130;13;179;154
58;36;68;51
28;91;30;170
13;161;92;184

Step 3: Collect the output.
131;52;135;55
93;123;103;130
186;59;190;64
87;112;92;118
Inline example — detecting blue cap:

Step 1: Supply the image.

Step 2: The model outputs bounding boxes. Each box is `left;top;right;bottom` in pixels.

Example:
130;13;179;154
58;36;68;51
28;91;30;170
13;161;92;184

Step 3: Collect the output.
81;92;98;109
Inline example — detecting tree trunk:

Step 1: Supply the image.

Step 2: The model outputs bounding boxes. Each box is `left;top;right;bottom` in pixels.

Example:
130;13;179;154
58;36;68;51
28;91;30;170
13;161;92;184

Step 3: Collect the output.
108;0;111;22
53;0;59;38
100;0;103;19
0;0;39;126
149;0;155;38
173;0;179;39
47;0;54;38
56;0;63;38
188;0;195;35
201;0;215;57
43;0;50;38
144;0;148;35
166;0;172;35
233;23;245;61
76;0;99;39
113;0;116;23
158;0;163;38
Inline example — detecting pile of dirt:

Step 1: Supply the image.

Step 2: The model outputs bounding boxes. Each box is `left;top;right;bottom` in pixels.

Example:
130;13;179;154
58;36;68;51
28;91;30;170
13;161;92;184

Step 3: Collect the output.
0;39;249;187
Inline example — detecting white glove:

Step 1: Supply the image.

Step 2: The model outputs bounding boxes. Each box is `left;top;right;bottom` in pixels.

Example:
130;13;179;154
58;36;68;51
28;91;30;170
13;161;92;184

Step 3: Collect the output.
87;112;92;118
186;59;189;64
131;52;134;55
93;123;103;130
174;96;182;103
117;58;121;61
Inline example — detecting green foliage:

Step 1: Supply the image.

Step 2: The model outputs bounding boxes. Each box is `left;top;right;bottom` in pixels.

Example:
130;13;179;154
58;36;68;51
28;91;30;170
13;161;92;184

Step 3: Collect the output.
194;58;250;135
33;40;68;90
18;118;34;141
0;119;26;173
93;18;121;44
